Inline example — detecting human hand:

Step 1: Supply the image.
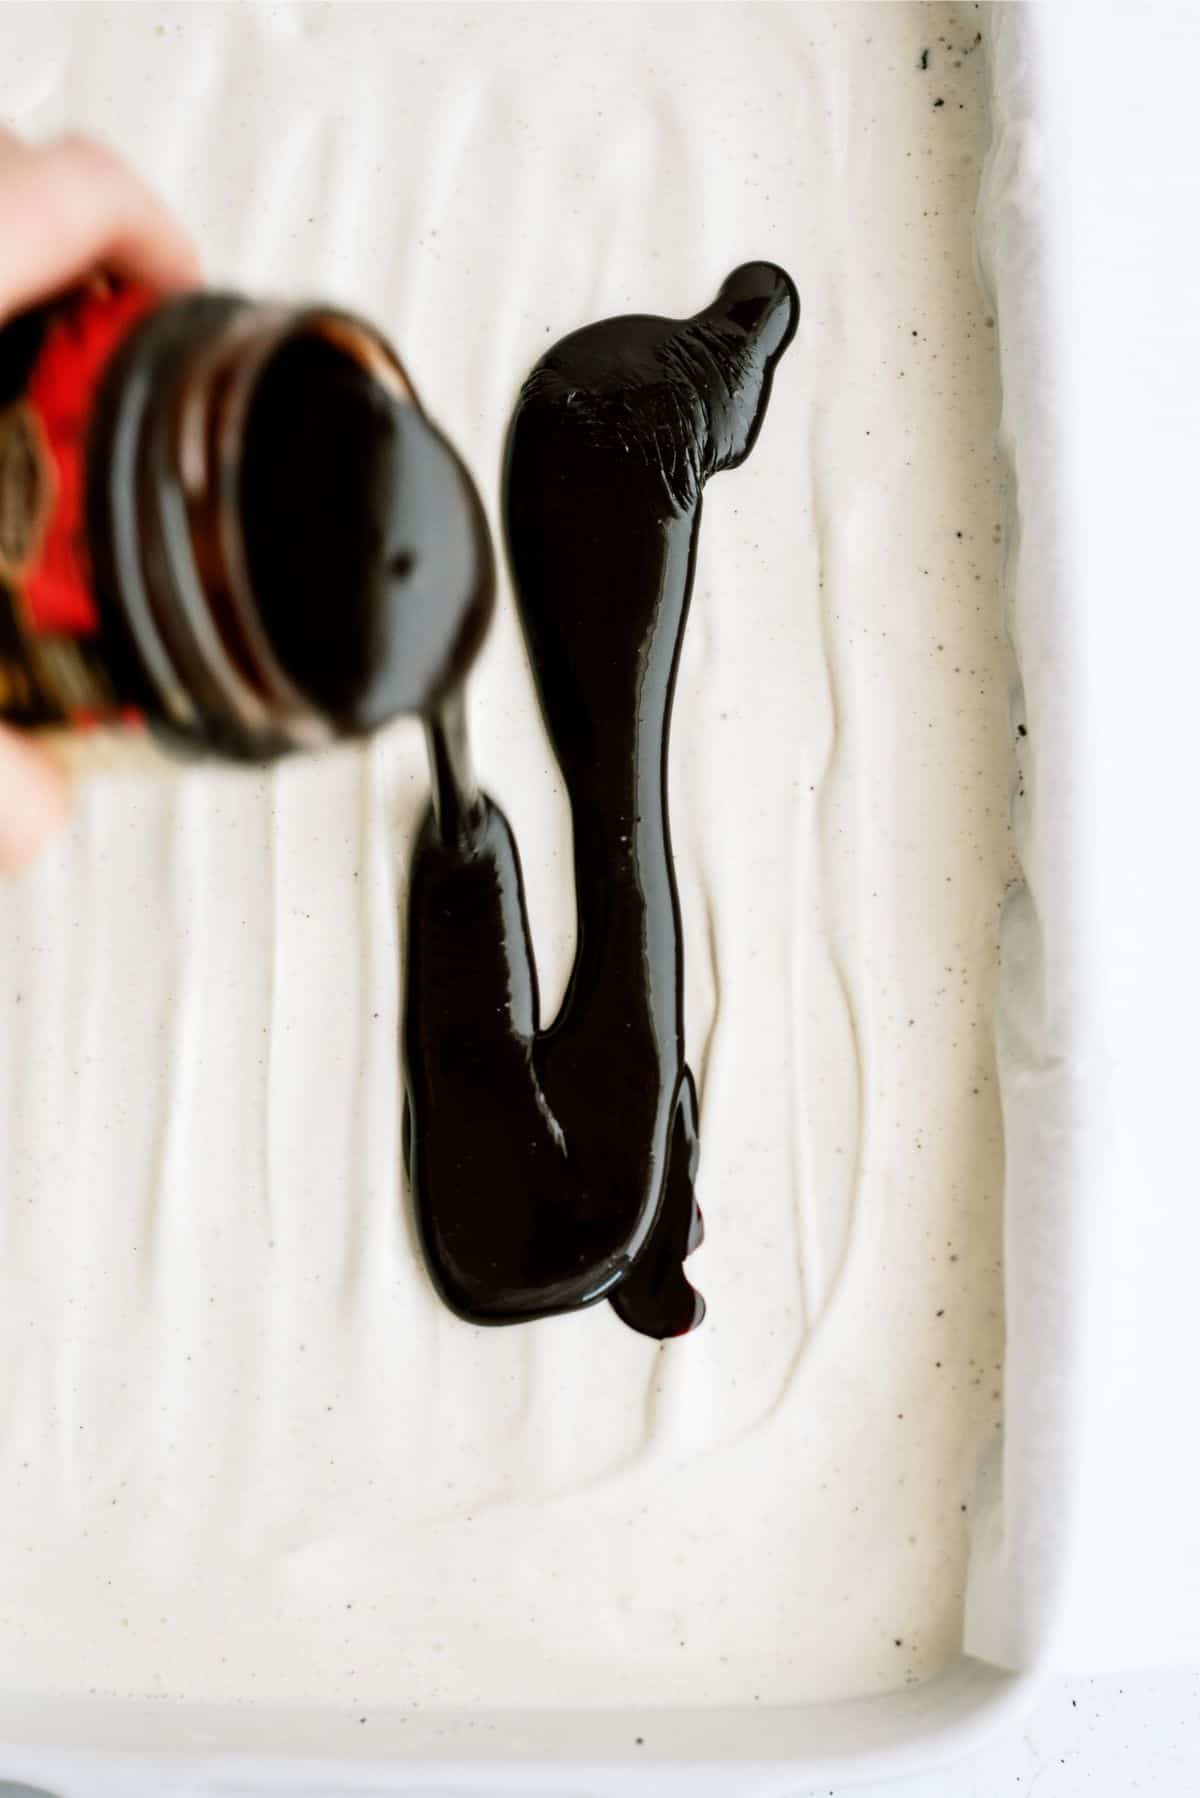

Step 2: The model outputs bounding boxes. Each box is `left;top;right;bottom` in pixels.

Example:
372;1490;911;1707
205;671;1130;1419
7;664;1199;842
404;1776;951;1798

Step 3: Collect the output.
0;127;200;871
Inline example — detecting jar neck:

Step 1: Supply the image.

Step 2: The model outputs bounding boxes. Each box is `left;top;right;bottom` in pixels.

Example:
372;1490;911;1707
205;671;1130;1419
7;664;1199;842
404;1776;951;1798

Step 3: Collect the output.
163;304;414;754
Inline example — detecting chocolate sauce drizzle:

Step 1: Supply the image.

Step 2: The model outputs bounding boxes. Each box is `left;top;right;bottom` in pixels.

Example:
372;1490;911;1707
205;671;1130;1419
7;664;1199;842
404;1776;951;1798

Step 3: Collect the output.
404;264;798;1338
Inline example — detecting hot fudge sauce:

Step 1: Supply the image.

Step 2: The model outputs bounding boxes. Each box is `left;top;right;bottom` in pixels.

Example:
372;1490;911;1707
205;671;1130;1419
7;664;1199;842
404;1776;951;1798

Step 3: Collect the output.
404;263;798;1338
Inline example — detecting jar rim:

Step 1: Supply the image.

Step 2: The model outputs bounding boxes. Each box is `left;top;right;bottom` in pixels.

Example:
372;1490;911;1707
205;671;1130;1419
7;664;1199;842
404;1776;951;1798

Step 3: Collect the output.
173;304;417;751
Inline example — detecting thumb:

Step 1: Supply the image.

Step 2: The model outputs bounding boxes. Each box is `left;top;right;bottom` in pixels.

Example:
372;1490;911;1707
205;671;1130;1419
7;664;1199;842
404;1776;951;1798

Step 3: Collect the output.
0;728;70;872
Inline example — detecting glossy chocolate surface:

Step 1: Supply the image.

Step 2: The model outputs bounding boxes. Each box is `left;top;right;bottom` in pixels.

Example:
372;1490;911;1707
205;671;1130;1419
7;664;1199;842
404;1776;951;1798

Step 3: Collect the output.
405;264;797;1336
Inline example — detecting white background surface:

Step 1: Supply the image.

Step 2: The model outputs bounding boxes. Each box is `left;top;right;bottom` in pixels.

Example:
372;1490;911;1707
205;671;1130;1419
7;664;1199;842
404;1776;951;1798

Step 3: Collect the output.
0;1670;1192;1796
1004;0;1200;1678
815;1670;1200;1796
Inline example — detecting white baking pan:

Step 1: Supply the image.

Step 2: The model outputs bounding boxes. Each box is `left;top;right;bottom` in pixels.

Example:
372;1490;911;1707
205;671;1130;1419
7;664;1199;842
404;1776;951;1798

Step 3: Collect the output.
0;4;1102;1790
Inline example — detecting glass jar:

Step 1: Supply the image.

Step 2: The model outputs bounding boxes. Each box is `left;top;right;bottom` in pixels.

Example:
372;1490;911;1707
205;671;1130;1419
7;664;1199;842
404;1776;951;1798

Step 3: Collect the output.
0;277;493;760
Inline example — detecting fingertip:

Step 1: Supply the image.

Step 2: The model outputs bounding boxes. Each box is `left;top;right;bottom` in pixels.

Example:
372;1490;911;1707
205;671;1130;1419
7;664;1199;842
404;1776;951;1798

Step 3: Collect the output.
48;130;202;295
0;730;72;873
113;233;204;296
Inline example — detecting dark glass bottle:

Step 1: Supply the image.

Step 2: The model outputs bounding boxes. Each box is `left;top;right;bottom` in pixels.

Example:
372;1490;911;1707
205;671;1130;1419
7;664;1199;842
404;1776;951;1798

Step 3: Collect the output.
0;278;492;759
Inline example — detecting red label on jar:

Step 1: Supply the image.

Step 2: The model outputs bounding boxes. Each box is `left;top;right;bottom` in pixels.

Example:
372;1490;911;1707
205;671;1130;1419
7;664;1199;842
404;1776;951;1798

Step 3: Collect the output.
0;277;159;724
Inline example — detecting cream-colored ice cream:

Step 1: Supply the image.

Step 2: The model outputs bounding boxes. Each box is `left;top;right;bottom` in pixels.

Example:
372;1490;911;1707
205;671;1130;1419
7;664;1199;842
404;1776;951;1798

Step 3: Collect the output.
0;1;1008;1711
